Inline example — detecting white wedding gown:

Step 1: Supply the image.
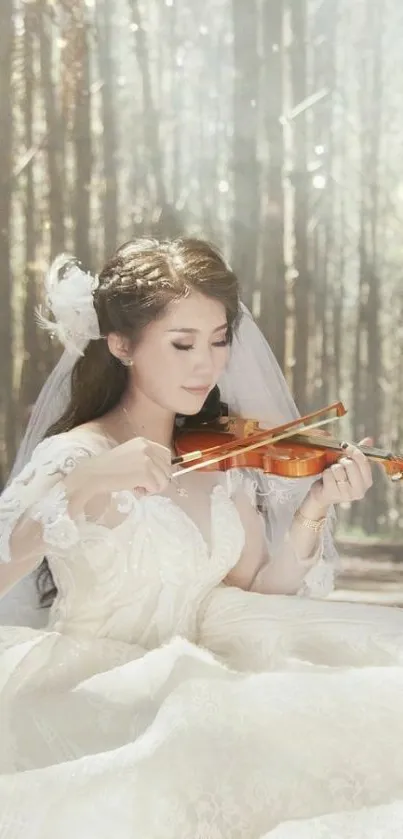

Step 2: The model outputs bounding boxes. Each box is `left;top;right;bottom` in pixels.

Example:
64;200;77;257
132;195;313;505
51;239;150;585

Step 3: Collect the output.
1;431;403;838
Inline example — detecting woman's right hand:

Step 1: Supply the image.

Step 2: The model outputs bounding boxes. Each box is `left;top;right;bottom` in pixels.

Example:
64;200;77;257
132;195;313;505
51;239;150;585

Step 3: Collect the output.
106;437;173;494
77;437;173;498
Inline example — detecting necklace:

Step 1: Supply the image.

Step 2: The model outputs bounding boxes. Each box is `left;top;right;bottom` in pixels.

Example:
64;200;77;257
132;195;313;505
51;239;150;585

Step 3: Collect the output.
121;405;187;497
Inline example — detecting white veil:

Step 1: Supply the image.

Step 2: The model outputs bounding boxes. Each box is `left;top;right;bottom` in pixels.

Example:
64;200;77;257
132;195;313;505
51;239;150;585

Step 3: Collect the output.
220;303;299;424
0;259;338;625
9;255;100;483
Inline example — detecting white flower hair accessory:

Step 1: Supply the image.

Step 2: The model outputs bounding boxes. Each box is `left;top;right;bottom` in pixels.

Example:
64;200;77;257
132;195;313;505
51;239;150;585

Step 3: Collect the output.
36;253;101;356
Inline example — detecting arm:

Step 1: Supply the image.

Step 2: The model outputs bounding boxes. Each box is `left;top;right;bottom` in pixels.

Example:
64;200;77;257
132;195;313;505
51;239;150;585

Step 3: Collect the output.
7;455;104;566
224;491;329;596
0;437;101;598
0;431;172;598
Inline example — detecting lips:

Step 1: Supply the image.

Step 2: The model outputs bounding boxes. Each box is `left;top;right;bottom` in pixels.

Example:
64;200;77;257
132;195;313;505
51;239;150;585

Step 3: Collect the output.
182;386;210;396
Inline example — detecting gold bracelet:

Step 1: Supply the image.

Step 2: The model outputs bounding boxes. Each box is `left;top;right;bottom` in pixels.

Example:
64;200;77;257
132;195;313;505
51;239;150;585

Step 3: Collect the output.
294;509;326;533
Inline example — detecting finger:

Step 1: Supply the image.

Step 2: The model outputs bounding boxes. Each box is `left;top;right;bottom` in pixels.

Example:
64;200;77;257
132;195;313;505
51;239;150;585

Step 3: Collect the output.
136;476;160;494
150;442;172;464
358;436;373;447
341;443;372;488
147;462;172;494
150;451;173;480
338;456;367;498
329;464;352;501
323;466;351;503
330;462;349;485
137;463;170;494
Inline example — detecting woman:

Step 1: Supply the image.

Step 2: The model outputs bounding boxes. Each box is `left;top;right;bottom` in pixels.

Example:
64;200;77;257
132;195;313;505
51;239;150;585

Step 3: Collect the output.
0;238;402;838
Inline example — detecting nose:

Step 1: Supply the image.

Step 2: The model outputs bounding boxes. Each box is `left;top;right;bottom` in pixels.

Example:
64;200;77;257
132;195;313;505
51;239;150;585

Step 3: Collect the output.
190;345;215;379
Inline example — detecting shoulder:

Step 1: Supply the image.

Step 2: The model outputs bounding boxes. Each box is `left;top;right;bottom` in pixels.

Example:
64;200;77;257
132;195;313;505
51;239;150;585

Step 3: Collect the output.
19;427;113;478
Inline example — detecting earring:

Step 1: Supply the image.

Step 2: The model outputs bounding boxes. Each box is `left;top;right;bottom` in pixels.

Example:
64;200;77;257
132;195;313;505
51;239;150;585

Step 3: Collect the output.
122;358;133;367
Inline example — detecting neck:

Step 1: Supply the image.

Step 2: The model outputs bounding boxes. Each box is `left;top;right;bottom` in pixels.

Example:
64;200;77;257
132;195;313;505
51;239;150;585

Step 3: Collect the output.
118;387;175;448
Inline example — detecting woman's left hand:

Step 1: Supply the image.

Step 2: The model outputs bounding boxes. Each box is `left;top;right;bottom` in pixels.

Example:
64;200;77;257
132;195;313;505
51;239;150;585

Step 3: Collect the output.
309;438;373;511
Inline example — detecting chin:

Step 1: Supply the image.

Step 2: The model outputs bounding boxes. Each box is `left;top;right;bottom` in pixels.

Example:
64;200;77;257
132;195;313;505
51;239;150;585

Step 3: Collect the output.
177;403;206;417
184;405;205;416
175;393;209;416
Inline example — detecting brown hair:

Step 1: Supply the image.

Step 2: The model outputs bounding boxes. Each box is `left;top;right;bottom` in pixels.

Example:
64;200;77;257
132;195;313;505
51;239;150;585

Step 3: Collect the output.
38;237;240;604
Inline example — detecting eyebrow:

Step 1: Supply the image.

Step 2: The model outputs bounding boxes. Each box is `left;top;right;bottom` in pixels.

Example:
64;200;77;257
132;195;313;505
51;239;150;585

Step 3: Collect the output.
167;323;228;334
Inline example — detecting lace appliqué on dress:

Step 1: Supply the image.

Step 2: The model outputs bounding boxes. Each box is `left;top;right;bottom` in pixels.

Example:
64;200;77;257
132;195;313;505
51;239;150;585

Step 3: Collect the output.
30;485;79;549
225;468;259;508
112;491;138;515
0;483;27;564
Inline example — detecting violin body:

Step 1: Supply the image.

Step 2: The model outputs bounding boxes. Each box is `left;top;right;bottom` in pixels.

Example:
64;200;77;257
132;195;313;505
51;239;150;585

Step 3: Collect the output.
174;407;403;482
175;425;348;478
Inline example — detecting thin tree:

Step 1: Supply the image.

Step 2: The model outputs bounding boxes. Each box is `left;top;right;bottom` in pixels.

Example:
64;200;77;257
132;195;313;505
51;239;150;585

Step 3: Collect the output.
0;1;15;481
260;0;286;369
231;0;260;309
96;0;118;260
288;0;309;413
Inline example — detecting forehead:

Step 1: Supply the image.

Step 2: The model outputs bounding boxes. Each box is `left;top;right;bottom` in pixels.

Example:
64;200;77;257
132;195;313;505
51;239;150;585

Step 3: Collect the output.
157;292;227;332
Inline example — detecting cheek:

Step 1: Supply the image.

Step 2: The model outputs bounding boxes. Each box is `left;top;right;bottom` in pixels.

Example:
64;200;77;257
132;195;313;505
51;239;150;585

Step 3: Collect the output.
216;347;230;374
145;348;186;393
132;344;169;392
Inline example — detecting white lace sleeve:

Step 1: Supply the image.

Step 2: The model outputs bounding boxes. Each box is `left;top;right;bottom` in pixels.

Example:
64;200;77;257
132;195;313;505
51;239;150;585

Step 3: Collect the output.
296;525;340;597
0;435;95;565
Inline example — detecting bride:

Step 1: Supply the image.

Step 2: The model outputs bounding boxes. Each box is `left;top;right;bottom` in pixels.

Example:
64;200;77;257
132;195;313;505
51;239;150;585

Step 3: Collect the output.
0;237;403;839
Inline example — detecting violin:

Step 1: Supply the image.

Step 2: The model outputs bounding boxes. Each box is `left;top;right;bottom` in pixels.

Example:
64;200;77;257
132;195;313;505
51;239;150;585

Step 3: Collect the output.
173;401;403;482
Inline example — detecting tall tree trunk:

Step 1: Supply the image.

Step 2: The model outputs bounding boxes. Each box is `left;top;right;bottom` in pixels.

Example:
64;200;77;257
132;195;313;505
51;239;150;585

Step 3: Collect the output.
260;0;286;369
20;2;42;425
352;226;368;443
311;0;338;409
231;0;259;309
72;5;92;268
38;0;65;259
166;0;180;208
0;1;14;482
352;0;386;532
129;0;166;210
332;196;345;401
362;0;385;531
96;0;118;260
289;0;309;413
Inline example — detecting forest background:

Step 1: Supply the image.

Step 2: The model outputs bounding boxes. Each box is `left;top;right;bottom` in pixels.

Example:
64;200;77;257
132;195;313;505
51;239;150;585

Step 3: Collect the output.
1;0;402;547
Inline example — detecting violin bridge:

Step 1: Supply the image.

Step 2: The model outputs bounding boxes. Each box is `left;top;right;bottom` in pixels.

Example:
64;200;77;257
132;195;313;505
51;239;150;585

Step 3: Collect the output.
226;417;260;437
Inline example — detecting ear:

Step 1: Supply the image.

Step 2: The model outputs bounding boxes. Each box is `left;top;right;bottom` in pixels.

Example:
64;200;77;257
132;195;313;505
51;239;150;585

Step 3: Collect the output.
107;333;133;365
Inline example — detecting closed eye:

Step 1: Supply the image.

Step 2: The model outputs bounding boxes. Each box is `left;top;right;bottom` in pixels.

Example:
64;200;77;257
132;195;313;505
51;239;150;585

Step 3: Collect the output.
172;343;194;351
172;337;229;352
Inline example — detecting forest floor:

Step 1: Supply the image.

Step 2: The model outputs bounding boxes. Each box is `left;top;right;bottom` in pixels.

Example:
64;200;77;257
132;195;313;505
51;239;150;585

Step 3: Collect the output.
332;541;403;606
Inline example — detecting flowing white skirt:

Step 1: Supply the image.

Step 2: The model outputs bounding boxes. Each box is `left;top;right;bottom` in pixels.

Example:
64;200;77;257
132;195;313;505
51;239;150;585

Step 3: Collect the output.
1;587;403;839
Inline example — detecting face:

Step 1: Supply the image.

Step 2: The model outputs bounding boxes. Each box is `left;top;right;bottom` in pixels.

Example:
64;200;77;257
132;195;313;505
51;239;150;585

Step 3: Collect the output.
129;292;231;416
